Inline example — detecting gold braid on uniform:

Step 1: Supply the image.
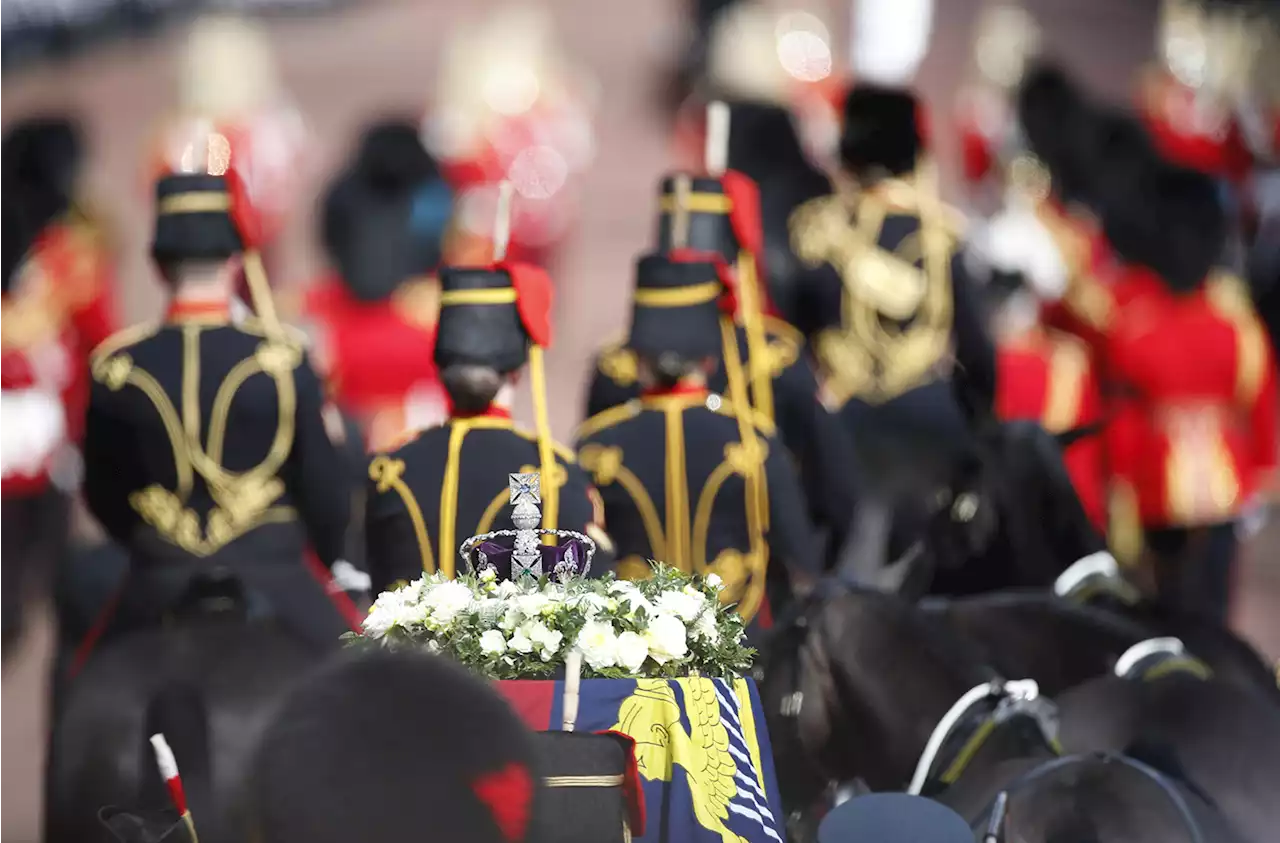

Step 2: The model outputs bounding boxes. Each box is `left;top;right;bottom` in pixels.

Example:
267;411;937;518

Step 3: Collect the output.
788;172;956;408
369;455;436;574
93;325;304;556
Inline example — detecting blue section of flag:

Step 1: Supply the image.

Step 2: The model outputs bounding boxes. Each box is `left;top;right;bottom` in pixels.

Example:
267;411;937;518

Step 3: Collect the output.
541;677;783;843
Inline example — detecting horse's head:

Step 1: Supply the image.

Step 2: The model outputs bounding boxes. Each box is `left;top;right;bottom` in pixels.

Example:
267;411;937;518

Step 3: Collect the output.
170;569;251;623
760;583;996;814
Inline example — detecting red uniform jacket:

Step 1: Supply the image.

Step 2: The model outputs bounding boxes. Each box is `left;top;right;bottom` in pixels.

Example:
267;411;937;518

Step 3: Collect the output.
997;328;1107;530
302;276;447;453
1137;66;1253;184
1100;269;1276;537
1;218;117;497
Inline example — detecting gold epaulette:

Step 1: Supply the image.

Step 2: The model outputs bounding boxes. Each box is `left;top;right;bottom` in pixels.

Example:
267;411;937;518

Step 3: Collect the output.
89;322;159;366
575;401;642;441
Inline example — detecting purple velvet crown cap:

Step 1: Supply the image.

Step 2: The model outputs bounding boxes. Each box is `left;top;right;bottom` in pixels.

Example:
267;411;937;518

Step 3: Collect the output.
468;536;591;581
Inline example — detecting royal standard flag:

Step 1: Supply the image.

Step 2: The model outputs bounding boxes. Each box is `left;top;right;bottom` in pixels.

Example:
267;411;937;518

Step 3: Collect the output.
496;676;784;843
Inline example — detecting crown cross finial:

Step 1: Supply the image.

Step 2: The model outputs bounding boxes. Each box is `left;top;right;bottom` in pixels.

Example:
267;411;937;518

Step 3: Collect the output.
509;473;543;579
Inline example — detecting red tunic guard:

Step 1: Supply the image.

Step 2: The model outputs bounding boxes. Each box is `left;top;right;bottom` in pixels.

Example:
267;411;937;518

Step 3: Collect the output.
1099;269;1276;551
302;276;447;453
2;216;117;497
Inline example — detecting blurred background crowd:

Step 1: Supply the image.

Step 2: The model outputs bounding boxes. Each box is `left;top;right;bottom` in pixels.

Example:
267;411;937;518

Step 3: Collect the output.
4;0;1280;839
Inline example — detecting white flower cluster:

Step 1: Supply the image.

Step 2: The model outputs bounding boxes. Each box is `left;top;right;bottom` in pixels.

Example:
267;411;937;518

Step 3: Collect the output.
356;566;750;680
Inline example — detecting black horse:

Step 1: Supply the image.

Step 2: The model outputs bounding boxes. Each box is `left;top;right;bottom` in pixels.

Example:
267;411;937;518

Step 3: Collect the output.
759;584;1247;842
45;573;324;843
1056;651;1280;843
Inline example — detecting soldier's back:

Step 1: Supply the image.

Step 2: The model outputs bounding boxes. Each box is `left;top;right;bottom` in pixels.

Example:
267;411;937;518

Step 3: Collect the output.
367;416;599;587
87;317;317;558
576;393;765;577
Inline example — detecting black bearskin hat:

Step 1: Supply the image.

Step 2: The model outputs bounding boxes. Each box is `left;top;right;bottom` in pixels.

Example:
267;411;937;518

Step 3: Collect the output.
243;649;542;843
627;253;725;362
1015;62;1092;204
1080;106;1160;217
839;86;921;178
1104;164;1225;294
2;116;84;288
322;119;452;302
724;101;815;184
655;174;739;263
151;173;245;267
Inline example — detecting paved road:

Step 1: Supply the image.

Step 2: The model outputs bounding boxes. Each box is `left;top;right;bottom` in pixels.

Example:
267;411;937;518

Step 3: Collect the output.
3;1;1274;840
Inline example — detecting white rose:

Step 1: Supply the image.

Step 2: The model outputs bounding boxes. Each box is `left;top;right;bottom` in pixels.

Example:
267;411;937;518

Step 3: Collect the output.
705;573;723;590
495;580;521;598
515;593;552;618
479;629;508;655
645;614;689;664
693;610;720;645
523;620;564;656
610;582;654;617
363;589;420;637
656;589;703;622
615;631;650;673
576;619;620;671
508;630;534;654
423;580;475;625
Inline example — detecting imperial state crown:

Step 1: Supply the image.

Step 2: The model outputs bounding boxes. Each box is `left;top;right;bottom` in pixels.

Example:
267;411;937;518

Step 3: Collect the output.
460;472;596;581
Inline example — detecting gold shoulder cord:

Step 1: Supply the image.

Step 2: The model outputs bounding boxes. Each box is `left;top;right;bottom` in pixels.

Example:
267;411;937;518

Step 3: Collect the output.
437;419;473;578
369;455;436;575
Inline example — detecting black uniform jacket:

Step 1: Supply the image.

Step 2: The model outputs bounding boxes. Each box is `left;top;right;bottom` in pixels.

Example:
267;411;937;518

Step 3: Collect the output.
586;318;858;552
575;389;820;627
365;414;610;593
787;180;997;486
83;312;356;647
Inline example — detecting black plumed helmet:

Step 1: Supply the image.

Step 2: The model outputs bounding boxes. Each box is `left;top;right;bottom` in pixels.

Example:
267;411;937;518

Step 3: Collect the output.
244;649;542;843
839;86;921;177
627;253;725;362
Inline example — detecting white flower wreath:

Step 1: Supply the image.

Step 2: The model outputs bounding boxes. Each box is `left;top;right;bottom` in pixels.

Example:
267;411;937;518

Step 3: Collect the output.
346;564;754;680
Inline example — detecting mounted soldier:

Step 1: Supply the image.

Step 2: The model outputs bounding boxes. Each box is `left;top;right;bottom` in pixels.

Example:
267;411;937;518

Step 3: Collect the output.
576;251;821;635
80;142;366;662
785;4;998;566
587;111;858;564
364;186;611;592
